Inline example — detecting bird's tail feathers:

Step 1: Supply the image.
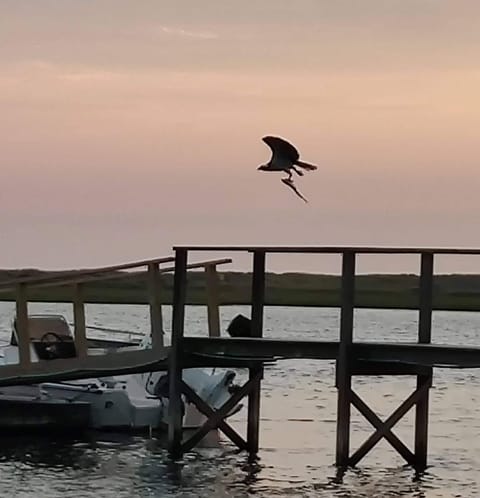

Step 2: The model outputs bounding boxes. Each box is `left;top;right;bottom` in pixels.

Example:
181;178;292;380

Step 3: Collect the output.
295;160;318;171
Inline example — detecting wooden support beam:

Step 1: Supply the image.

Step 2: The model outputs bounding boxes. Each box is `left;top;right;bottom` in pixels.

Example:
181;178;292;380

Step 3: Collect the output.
0;256;176;290
0;348;168;387
335;251;355;467
182;337;480;369
349;380;430;466
0;257;231;294
148;262;164;351
350;391;415;466
415;252;434;470
248;250;266;455
174;245;480;255
418;253;434;344
351;360;432;376
168;248;188;459
180;379;250;452
15;283;30;368
205;264;220;337
251;251;266;337
73;283;88;359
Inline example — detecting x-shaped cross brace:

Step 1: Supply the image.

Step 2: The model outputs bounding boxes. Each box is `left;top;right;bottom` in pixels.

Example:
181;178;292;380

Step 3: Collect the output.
179;370;262;454
349;379;430;466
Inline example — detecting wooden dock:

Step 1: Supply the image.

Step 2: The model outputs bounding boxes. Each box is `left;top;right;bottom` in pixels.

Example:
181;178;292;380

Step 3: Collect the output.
167;246;480;470
1;245;480;470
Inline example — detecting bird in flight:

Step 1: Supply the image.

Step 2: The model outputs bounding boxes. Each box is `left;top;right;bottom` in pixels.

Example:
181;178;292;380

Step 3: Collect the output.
257;136;317;203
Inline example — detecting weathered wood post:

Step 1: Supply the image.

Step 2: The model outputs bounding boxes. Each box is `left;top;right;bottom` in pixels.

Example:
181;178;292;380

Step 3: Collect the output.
247;249;266;455
335;250;356;467
205;264;221;338
415;251;434;470
73;283;88;358
168;248;188;459
15;283;31;368
148;262;164;351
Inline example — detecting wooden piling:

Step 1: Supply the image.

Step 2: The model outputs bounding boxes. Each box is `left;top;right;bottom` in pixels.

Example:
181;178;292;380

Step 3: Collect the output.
168;248;188;459
335;251;356;467
148;262;164;351
15;283;30;368
73;283;88;359
205;264;221;338
415;252;434;470
247;250;266;455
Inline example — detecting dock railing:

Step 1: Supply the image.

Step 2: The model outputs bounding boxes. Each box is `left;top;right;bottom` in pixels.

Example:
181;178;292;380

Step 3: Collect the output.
0;255;232;382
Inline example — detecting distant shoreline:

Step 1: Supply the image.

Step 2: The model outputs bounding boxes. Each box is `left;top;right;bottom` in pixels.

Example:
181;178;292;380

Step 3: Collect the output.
1;269;480;311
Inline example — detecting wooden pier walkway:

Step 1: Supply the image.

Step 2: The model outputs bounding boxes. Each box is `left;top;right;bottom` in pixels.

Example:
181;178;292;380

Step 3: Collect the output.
1;245;480;470
167;245;480;470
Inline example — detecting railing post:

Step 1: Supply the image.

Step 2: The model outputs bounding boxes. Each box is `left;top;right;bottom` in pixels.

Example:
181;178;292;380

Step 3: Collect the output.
205;264;221;337
336;250;356;467
15;283;30;368
148;262;164;351
415;252;434;470
248;249;266;455
168;248;188;459
73;283;88;359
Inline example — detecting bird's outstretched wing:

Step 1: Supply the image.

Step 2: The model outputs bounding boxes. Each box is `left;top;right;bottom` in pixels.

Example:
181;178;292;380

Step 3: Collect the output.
262;136;300;161
281;178;308;203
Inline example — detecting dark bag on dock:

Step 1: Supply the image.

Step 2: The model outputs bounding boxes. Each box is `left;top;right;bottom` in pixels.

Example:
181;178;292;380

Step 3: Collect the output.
227;314;252;338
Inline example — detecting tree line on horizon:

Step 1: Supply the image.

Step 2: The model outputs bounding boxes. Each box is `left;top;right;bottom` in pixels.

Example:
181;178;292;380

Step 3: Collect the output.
1;269;480;310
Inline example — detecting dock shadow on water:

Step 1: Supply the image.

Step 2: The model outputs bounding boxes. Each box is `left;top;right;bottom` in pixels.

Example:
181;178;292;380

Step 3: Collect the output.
0;431;263;498
0;430;466;498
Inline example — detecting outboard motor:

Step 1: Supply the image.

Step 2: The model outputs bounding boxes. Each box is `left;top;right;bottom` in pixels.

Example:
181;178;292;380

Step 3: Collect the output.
153;373;169;398
147;372;185;417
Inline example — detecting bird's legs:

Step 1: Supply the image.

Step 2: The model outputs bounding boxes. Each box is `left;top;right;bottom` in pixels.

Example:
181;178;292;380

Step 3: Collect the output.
283;169;294;183
292;166;304;176
282;167;303;184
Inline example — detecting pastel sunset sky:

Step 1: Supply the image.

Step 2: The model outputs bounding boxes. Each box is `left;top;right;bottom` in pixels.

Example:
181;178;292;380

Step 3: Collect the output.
2;1;480;273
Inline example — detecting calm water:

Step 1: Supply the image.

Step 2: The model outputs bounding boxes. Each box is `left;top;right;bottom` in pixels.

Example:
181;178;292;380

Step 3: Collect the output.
0;302;479;497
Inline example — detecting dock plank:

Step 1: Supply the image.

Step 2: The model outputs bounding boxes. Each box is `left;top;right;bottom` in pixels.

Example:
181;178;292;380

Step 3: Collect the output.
182;337;480;368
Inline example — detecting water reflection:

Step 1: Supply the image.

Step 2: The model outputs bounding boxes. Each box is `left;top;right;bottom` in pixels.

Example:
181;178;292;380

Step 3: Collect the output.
314;466;428;498
0;304;479;496
0;430;474;497
0;433;101;470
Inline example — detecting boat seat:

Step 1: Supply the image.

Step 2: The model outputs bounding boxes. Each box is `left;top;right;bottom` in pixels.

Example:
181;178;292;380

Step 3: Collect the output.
11;315;77;360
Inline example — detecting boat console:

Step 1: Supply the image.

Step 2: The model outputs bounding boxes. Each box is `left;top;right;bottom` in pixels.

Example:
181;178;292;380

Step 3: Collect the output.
11;315;77;360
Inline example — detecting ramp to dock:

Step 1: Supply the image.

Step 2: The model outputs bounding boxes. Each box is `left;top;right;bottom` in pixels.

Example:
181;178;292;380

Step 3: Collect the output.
0;255;232;387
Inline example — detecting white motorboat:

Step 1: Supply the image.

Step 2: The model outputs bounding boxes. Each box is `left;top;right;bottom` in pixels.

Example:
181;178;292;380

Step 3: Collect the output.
0;314;240;432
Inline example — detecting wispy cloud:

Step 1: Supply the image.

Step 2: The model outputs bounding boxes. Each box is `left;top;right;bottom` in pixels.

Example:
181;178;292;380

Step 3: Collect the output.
157;25;218;40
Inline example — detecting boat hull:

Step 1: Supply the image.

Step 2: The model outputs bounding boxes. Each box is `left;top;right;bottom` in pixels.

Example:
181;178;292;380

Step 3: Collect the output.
0;397;91;430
